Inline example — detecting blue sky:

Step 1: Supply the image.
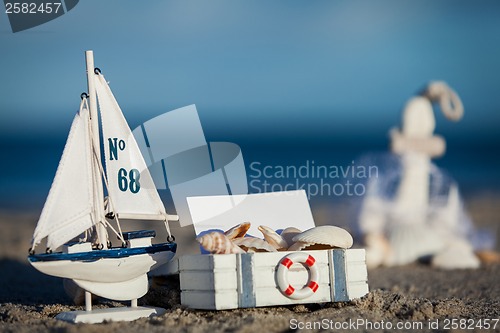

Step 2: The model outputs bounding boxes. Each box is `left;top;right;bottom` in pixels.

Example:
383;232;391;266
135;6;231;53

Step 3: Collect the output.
1;1;500;208
1;0;500;145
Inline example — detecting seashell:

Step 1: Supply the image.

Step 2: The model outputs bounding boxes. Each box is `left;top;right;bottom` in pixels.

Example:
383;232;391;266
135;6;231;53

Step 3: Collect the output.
288;241;307;251
224;222;251;239
431;238;480;269
197;232;244;254
233;237;277;252
279;227;302;248
475;250;500;265
258;225;288;250
287;242;335;251
287;241;338;251
291;225;353;250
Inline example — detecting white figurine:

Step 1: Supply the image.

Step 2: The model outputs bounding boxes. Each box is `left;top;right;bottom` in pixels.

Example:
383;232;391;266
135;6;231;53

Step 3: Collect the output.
360;81;479;269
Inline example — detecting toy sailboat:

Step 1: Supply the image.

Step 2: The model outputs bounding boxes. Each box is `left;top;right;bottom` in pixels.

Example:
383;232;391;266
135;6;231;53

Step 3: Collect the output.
27;51;178;323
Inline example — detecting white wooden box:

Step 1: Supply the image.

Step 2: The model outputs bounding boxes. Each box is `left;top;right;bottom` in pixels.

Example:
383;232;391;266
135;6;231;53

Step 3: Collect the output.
178;248;368;310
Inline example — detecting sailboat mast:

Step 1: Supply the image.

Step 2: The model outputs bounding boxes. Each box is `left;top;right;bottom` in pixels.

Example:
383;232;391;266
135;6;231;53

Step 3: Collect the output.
85;50;108;248
86;51;99;145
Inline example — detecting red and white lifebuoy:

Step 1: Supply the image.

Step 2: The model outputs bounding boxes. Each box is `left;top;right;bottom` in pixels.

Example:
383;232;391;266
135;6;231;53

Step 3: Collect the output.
276;252;319;300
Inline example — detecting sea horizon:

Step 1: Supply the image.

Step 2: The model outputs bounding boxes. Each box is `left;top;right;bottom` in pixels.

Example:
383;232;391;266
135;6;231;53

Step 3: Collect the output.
1;134;499;212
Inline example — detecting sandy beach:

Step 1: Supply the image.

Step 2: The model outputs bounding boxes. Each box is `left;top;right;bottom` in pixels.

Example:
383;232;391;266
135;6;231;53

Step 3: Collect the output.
1;193;499;333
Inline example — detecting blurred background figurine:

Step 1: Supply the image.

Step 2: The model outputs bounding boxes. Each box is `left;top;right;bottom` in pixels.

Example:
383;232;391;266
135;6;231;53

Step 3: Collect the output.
358;81;494;269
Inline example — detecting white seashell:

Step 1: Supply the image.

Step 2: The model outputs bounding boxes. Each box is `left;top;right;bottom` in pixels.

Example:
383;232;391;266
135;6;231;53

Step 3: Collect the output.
197;232;244;254
288;241;309;251
292;225;353;249
288;241;341;251
224;222;251;239
233;237;277;252
432;238;480;269
258;225;288;250
279;227;302;248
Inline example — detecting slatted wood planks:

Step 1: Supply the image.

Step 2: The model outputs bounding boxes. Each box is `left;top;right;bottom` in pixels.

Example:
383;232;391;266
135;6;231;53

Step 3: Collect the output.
179;249;368;310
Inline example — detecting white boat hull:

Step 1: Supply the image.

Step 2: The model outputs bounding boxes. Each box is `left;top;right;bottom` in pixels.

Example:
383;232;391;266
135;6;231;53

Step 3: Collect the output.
30;251;171;283
29;244;175;301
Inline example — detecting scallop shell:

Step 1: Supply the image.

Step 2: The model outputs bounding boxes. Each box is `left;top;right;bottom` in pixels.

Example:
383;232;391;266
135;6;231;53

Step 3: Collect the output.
225;222;251;239
279;227;302;246
197;232;244;254
258;225;288;250
287;241;338;251
233;237;277;252
291;225;353;249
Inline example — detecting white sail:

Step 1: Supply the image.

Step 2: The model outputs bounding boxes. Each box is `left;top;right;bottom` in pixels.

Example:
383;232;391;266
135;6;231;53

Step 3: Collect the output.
32;102;95;250
94;74;167;220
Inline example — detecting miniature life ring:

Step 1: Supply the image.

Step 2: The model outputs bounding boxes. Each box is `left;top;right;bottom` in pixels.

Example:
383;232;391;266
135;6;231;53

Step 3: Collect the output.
276;252;319;300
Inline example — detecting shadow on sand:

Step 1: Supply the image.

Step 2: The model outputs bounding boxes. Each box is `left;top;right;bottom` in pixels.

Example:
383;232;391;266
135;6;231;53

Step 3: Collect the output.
0;259;69;305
